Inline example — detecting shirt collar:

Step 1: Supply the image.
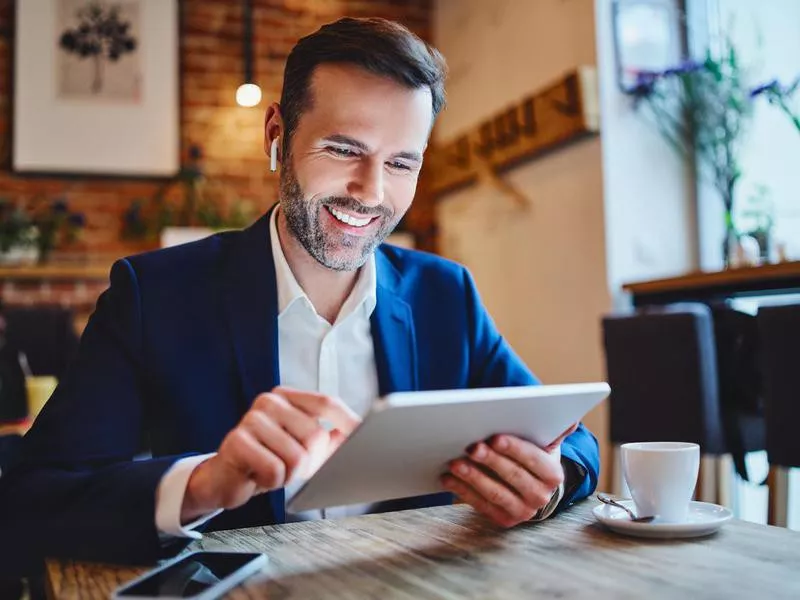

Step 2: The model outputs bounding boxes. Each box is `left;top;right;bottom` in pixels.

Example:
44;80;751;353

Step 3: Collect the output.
269;206;377;320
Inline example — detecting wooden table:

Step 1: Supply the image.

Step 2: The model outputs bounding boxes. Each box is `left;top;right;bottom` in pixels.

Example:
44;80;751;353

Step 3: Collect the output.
46;500;800;599
622;260;800;306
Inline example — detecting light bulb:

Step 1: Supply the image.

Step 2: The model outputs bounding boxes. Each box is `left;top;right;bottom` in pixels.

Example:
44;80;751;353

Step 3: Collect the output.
236;83;262;107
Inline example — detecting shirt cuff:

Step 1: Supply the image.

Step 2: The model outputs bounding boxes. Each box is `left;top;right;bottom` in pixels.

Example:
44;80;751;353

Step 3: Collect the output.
155;453;223;539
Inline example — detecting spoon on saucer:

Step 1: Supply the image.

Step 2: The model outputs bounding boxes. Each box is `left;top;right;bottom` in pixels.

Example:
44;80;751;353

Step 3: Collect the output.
596;494;657;523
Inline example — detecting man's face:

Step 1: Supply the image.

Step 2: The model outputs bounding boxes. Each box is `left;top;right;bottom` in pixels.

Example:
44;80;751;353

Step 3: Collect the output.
278;63;433;271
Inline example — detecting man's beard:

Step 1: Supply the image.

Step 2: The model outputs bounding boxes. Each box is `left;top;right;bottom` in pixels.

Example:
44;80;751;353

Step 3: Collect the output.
279;160;401;271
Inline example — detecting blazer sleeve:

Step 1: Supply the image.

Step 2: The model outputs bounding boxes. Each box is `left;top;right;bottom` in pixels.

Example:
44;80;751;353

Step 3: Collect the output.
461;267;600;507
0;260;192;577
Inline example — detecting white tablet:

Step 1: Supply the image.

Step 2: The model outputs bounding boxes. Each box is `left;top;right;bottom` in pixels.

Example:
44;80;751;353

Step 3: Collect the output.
287;382;609;513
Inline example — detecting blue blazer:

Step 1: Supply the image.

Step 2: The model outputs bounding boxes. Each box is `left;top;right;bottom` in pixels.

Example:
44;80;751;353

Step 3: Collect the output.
0;211;599;574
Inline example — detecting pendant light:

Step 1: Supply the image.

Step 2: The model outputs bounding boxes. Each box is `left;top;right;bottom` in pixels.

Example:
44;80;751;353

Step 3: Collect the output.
235;0;261;107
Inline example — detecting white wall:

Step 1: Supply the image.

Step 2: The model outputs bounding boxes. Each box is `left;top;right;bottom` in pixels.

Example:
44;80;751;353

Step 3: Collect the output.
433;0;612;488
595;0;698;300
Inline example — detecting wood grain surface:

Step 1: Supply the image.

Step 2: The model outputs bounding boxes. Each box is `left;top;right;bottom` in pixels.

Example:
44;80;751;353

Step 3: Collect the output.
46;500;800;599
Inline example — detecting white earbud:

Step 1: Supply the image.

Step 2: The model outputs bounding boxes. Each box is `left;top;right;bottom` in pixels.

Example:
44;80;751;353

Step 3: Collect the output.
270;137;279;172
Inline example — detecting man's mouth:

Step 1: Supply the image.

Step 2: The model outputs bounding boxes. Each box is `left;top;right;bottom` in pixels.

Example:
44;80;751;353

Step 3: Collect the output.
325;205;378;228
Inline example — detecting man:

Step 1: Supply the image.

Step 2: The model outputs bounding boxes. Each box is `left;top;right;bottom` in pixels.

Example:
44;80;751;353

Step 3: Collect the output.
0;17;598;576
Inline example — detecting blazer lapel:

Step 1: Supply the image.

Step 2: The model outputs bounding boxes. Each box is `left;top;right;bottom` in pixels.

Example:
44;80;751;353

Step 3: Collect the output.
371;250;418;395
221;208;285;522
222;209;281;406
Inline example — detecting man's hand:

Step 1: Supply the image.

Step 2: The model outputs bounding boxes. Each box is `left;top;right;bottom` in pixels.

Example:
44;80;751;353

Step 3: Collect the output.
441;424;578;528
181;386;361;522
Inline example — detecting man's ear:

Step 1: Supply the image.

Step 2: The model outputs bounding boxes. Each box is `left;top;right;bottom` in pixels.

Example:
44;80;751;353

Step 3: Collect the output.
264;102;284;163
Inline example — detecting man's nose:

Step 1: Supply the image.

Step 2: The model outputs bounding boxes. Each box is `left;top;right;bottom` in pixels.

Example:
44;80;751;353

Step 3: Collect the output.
346;160;385;208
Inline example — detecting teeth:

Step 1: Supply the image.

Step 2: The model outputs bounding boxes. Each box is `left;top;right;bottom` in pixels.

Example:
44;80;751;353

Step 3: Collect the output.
329;207;371;227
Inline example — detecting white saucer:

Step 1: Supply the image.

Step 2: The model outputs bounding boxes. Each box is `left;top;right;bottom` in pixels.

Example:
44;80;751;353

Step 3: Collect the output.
592;500;733;539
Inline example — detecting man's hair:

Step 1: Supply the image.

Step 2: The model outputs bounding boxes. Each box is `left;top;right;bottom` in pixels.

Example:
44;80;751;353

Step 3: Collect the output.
280;17;447;153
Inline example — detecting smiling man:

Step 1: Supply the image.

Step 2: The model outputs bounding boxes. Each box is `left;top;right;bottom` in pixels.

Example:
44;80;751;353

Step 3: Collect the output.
0;18;599;576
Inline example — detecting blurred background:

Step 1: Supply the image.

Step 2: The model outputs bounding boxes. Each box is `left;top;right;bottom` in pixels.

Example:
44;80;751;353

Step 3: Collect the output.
0;0;797;530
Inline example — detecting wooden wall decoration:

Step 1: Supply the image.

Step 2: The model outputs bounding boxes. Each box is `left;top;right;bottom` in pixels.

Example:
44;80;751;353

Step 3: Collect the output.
426;66;600;199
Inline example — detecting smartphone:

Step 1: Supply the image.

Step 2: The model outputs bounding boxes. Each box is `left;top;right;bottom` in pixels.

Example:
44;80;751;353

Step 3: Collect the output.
113;551;268;599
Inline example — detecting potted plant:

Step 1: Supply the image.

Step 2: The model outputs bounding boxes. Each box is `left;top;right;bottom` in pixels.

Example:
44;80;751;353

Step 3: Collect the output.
631;41;753;267
0;198;86;265
0;202;39;265
122;145;255;246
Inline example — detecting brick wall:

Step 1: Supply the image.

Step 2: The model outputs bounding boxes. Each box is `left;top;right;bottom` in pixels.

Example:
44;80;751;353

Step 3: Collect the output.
0;0;434;262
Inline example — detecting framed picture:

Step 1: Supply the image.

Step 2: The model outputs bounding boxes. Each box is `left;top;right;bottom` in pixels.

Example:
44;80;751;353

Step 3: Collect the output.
12;0;179;177
612;0;685;93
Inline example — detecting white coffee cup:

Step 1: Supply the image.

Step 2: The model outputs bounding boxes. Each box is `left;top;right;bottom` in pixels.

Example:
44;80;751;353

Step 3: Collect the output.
621;442;700;523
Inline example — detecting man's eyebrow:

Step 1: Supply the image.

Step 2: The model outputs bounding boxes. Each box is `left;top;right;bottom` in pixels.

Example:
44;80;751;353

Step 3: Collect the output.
393;150;423;163
322;134;422;163
322;134;370;152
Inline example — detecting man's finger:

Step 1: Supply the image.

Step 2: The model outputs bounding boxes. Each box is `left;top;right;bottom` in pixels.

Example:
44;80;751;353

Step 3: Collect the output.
440;473;520;529
328;429;348;455
467;443;554;509
252;392;328;451
272;386;361;433
221;428;286;493
489;435;564;488
447;459;534;523
300;429;349;478
242;410;309;482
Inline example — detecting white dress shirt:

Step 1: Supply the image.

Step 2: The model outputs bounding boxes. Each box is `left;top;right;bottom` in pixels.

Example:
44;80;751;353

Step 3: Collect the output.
155;206;379;537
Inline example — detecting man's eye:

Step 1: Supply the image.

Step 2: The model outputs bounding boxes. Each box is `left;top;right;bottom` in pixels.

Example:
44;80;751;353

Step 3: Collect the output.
387;161;412;171
328;147;357;157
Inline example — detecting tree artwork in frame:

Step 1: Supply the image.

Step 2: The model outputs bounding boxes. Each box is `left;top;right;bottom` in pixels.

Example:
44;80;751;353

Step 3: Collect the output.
12;0;179;177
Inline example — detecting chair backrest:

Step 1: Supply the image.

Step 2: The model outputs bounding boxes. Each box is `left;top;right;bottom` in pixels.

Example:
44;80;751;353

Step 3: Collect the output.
3;306;79;378
711;305;763;415
757;303;800;468
602;303;726;453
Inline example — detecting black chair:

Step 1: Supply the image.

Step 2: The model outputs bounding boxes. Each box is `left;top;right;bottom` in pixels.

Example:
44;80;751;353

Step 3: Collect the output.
0;430;24;598
0;305;79;424
710;303;767;481
0;307;77;599
602;302;765;502
0;305;80;470
757;302;800;526
3;306;80;379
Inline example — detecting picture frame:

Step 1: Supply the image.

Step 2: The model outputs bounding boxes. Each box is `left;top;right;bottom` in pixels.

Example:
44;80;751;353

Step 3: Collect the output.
12;0;180;178
612;0;685;93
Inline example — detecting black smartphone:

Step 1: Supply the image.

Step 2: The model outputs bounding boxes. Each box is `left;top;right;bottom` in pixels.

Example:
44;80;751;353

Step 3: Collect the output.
112;551;268;599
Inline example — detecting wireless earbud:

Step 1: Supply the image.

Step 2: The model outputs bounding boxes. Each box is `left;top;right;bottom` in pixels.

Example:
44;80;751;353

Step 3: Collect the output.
270;137;279;172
